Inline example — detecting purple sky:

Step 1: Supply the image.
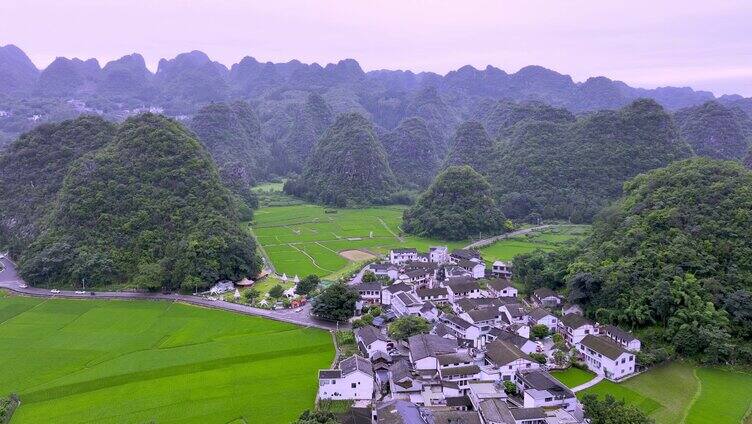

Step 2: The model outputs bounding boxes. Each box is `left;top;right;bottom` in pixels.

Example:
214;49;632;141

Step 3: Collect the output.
2;0;751;96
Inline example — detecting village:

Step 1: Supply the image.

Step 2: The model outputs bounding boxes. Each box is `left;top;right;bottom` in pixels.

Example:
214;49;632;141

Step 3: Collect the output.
316;246;642;424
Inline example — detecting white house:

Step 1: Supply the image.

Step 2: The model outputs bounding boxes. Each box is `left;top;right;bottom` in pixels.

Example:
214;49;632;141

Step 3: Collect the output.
600;324;641;352
397;269;432;286
528;308;558;332
532;288;562;307
437;352;482;391
491;261;513;279
445;266;474;280
486;278;518;298
456;259;486;279
318;355;374;400
390;248;418;265
408;334;461;371
558;314;597;345
515;370;577;411
445;278;482;302
441;315;484;348
500;303;528;325
429;246;450;264
484;340;540;381
451;249;482;263
355;325;391;358
209;280;234;295
416;287;449;304
478;398;547;424
381;283;412;306
368;263;400;281
353;281;382;304
576;335;636;381
562;303;584;316
392;292;424;317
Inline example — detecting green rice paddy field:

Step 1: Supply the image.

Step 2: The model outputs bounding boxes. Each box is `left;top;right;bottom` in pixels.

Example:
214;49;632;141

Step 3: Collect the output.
251;203;590;278
0;294;333;423
553;362;752;424
250;204;468;277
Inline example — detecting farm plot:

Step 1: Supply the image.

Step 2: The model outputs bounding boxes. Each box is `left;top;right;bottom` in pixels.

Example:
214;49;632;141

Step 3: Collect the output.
251;204;466;277
0;295;333;424
479;225;590;263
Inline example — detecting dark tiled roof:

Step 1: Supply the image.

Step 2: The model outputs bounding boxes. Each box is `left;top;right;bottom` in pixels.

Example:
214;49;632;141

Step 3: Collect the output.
340;407;373;424
403;269;430;279
319;369;341;379
446;278;480;293
376;400;423;424
485;340;528;366
487;278;513;291
437;352;474;365
420;302;436;313
442;314;474;330
502;303;526;318
467;308;501;322
440;364;481;377
408;334;458;361
580;335;629;360
354;281;382;292
427;410;482;424
340;355;374;377
510;407;546;420
432;322;452;337
355;325;388;346
416;287;448;298
392;248;418;253
451;249;481;261
602;324;637;342
518;370;573;397
446;396;473;408
488;328;529;348
385;282;412;294
528;308;554;321
560;313;594;329
396;292;421;306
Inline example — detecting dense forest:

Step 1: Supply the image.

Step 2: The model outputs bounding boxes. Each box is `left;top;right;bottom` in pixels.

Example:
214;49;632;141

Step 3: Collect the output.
0;114;261;290
402;165;508;240
284;113;396;206
514;158;752;364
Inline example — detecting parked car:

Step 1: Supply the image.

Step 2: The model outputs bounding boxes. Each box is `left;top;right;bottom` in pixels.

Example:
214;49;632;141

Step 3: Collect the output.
50;289;61;294
19;284;27;288
75;291;86;294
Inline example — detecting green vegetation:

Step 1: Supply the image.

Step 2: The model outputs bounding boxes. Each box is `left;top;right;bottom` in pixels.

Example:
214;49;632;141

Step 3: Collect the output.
579;362;752;424
476;99;575;139
564;158;752;364
381;117;440;189
403;165;508;240
581;394;653;424
443;121;495;175
251;204;466;277
479;225;589;263
674;100;752;160
284;113;396;206
0;295;333;423
0;116;116;257
388;315;431;340
17;114;261;291
311;282;359;322
551;367;595;388
274;93;334;174
492;99;692;222
190;100;271;207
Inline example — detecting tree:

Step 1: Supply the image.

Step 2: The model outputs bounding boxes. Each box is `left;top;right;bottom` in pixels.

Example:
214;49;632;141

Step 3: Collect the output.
361;271;377;283
502;380;517;395
295;274;321;296
581;394;654;424
531;324;550;340
529;352;548;365
311;282;359;322
268;284;285;298
553;350;568;367
402;165;506;240
388;316;431;340
293;409;337;424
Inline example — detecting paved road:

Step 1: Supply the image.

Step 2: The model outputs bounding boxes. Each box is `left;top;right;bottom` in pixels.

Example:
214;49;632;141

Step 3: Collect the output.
463;225;555;250
0;256;341;331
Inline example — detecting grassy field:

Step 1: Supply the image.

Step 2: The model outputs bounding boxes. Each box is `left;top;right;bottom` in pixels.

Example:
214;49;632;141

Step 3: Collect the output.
0;294;334;423
478;225;590;263
579;362;752;424
250;204;467;277
550;367;595;388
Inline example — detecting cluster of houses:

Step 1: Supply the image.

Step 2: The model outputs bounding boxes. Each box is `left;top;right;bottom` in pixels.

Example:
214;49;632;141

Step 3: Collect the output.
317;247;642;424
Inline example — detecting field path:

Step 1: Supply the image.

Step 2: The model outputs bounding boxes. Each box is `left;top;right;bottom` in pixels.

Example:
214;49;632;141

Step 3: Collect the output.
572;374;604;392
378;217;404;242
463;225;554;249
288;243;334;273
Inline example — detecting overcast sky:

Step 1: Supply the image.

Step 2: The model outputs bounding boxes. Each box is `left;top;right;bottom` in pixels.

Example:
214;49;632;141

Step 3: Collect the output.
1;0;751;96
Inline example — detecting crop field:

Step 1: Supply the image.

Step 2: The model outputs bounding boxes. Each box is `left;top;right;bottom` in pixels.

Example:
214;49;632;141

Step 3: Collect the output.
0;294;333;423
578;362;752;424
478;225;590;263
251;204;467;277
550;367;596;388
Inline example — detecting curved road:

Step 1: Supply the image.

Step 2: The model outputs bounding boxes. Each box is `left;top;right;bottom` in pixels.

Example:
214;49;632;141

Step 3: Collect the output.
0;256;340;331
463;225;555;250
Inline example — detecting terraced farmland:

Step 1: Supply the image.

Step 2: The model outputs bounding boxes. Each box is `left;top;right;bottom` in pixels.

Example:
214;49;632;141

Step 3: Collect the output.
478;225;590;263
0;295;333;423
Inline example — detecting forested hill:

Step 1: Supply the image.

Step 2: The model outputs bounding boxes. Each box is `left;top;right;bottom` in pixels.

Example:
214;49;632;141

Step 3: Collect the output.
0;114;261;290
3;44;747;150
514;158;752;364
491;99;693;222
674;100;752;160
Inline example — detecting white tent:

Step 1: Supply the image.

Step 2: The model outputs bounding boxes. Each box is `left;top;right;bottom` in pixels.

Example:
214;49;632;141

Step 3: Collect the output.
294;275;300;283
281;273;288;281
234;289;241;300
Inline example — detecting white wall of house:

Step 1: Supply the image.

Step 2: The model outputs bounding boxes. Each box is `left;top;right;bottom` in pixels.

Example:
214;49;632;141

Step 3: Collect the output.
559;323;596;345
496;358;540;381
522;390;576;411
318;371;374;400
576;344;636;380
532;315;558;332
362;339;390;357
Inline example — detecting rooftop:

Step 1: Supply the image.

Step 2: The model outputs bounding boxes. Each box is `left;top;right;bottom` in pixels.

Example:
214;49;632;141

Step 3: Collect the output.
579;334;629;360
408;334;459;361
560;313;594;329
340;355;374;377
485;340;529;366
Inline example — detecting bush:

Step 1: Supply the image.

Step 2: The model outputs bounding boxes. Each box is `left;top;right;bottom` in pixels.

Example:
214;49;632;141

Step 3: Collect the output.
268;284;285;298
531;324;550;340
503;381;517;395
529;352;548;364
